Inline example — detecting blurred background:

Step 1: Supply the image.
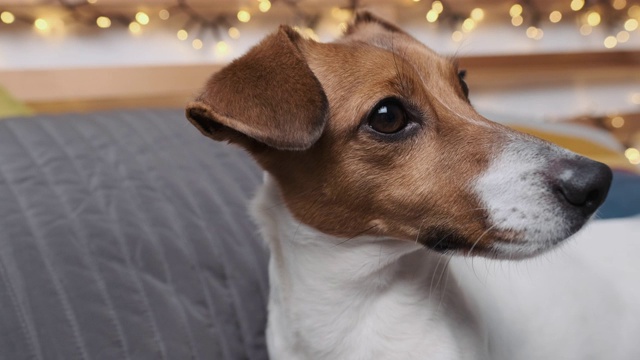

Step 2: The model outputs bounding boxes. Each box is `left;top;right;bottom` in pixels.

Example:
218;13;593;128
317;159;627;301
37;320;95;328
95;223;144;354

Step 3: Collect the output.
0;0;639;177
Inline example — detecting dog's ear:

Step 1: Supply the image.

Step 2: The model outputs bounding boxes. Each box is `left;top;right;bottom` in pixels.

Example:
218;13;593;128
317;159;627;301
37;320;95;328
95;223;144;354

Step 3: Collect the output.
345;10;406;36
186;26;328;151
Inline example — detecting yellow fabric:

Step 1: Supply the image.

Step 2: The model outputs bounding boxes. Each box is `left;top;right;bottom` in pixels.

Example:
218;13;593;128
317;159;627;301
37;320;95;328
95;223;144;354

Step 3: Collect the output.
511;125;639;173
0;85;33;119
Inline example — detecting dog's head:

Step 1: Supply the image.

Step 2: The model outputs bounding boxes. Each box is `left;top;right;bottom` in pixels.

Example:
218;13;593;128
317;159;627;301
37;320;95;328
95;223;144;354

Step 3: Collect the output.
186;12;612;259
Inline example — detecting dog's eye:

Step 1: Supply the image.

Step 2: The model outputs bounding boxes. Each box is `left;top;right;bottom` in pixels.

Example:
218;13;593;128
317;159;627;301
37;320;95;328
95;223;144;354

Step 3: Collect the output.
458;70;469;99
368;99;408;134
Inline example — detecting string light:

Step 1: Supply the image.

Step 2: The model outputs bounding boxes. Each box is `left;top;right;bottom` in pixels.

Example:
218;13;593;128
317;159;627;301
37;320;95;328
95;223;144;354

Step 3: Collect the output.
135;11;150;25
612;0;627;10
624;18;638;31
128;21;141;34
96;16;111;29
228;27;240;39
603;36;617;48
1;11;15;24
216;40;229;54
509;4;523;18
549;11;562;23
177;29;188;40
426;9;439;22
526;26;542;39
570;0;585;11
625;148;640;164
580;24;592;35
617;30;630;43
87;0;97;3
192;38;203;50
632;93;640;104
628;5;640;18
237;10;251;23
611;116;625;128
159;9;170;20
470;8;485;21
451;30;463;42
586;11;601;26
34;18;49;31
331;7;351;22
259;0;271;13
511;15;523;26
462;18;476;32
432;1;444;14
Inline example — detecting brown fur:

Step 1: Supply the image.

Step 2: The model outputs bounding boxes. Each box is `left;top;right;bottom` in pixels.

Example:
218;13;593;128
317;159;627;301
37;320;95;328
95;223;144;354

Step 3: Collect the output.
186;12;525;255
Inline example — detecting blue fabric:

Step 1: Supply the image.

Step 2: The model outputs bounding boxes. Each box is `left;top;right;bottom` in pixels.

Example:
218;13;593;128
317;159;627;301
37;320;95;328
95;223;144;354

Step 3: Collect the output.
598;170;640;219
0;109;268;360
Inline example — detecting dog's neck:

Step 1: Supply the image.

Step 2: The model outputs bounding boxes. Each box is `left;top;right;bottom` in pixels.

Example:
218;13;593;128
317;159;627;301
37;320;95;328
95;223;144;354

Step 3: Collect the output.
251;174;487;360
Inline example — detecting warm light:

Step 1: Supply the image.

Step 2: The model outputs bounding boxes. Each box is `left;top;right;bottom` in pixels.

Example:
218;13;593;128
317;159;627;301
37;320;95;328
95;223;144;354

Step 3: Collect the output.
128;22;141;34
432;1;444;14
624;18;638;31
451;30;463;42
192;39;203;50
237;10;251;23
511;15;523;26
629;5;640;18
549;11;562;23
87;0;97;3
617;30;630;43
586;11;601;26
426;9;439;23
259;0;271;13
510;4;523;17
34;18;49;31
470;8;485;21
580;24;592;35
1;11;15;24
216;41;229;54
611;116;625;128
632;93;640;104
135;11;149;25
571;0;585;11
96;16;111;28
604;36;618;48
228;27;240;39
462;18;476;32
526;26;538;39
159;9;170;20
413;0;421;2
535;28;544;40
613;0;627;10
331;7;352;22
177;29;188;40
625;148;640;162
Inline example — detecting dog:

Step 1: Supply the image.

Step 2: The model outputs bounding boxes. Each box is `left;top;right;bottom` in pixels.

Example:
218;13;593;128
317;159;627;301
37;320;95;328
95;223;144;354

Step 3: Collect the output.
186;12;640;360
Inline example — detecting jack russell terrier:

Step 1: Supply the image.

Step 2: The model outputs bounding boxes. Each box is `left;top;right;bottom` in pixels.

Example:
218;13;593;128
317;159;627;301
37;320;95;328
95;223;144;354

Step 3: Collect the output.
186;12;640;360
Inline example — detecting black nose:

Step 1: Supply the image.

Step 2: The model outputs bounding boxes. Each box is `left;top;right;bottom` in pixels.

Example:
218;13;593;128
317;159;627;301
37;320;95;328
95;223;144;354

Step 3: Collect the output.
551;158;613;215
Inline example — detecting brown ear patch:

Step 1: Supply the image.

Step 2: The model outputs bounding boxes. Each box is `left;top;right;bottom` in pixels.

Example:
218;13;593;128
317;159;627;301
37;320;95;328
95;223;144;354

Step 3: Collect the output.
186;25;329;151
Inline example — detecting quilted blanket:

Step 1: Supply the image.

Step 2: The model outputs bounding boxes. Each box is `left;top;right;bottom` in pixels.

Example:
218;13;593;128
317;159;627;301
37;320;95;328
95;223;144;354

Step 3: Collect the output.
0;109;268;360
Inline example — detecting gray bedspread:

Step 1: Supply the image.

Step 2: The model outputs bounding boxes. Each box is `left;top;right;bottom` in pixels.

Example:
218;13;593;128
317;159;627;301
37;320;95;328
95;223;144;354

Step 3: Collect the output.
0;109;268;360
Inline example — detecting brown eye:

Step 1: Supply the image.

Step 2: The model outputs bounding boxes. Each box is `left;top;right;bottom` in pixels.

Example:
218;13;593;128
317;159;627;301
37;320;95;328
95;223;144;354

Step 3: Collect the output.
368;100;408;134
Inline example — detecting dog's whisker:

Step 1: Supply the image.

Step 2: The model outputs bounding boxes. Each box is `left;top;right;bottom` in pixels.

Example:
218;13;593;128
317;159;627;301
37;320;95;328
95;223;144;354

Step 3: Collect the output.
334;224;379;247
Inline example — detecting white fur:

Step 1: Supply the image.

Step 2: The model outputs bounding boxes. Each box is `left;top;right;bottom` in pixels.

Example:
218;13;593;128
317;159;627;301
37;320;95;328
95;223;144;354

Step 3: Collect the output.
474;138;580;258
252;174;640;359
252;175;488;360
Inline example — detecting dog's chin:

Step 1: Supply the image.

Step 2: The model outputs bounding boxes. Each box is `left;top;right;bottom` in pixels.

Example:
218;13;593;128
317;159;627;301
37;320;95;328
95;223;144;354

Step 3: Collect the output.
423;216;592;260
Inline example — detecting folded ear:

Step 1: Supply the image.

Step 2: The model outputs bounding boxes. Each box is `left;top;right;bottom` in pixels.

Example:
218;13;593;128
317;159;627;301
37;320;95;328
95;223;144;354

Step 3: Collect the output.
345;10;406;36
186;26;328;151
